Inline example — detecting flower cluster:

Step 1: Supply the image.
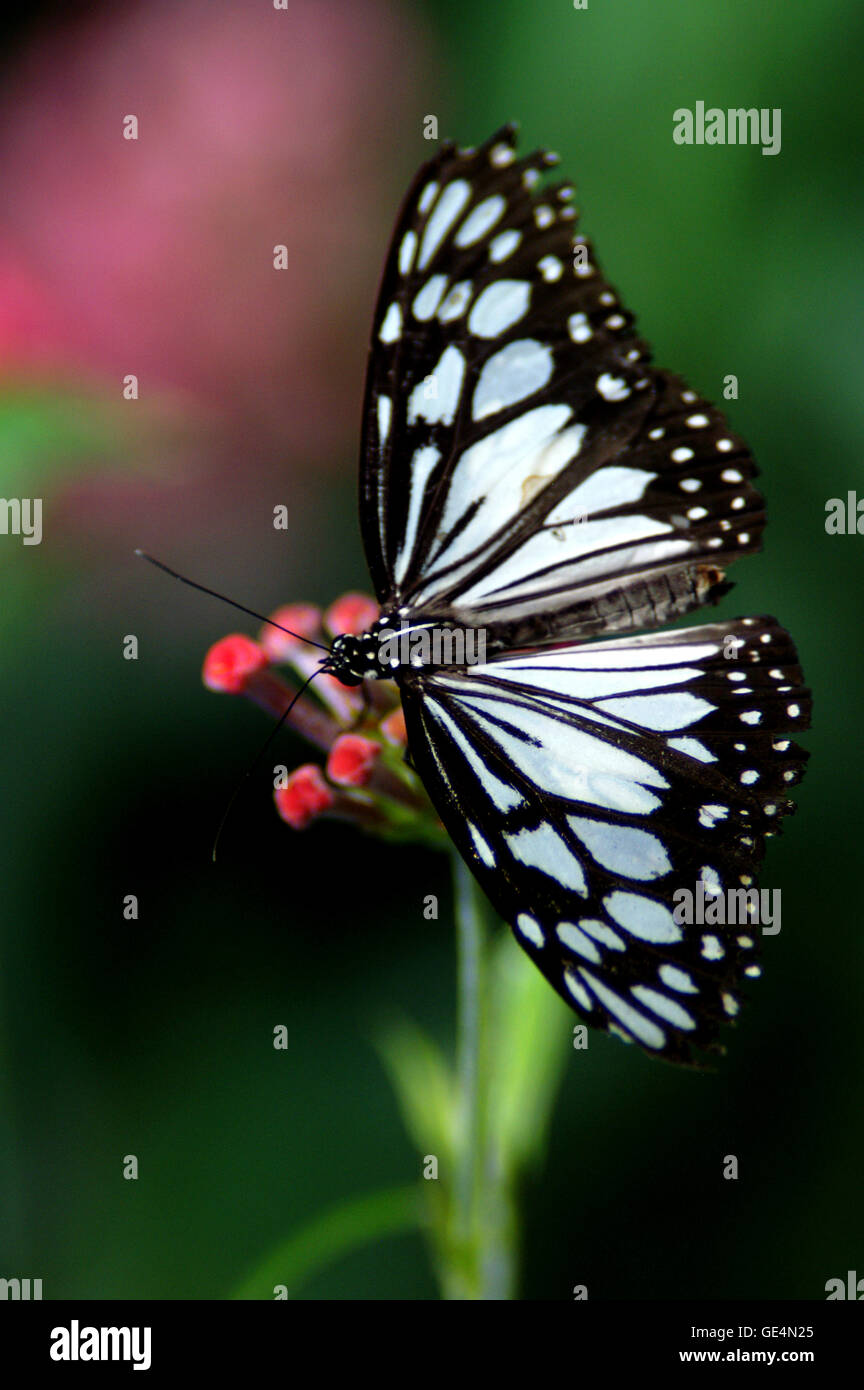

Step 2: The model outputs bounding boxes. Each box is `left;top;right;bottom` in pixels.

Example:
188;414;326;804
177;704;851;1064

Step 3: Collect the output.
202;592;446;848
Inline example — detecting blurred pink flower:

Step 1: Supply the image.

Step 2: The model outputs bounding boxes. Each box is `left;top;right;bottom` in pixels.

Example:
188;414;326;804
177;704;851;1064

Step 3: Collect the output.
0;0;427;472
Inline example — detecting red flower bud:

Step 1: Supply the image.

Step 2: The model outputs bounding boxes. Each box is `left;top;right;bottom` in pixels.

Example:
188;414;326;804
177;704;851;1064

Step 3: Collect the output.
203;634;269;693
274;764;335;829
380;708;408;746
327;734;381;787
325;592;379;637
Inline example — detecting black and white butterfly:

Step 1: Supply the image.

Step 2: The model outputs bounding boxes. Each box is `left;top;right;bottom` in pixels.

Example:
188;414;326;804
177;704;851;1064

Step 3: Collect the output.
325;125;810;1065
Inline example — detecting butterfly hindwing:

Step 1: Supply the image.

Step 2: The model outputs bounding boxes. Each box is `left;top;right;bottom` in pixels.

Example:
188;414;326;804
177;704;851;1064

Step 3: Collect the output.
400;618;809;1063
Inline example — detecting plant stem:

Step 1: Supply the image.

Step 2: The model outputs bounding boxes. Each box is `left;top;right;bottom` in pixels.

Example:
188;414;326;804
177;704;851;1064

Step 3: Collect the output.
454;852;483;1229
448;852;516;1300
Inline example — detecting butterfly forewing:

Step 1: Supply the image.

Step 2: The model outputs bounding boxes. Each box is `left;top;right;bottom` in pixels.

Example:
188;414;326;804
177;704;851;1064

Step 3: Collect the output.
400;618;809;1063
360;126;764;646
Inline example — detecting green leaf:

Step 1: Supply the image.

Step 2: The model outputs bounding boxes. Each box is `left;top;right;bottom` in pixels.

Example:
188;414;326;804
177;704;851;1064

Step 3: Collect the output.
375;1018;458;1163
230;1184;424;1299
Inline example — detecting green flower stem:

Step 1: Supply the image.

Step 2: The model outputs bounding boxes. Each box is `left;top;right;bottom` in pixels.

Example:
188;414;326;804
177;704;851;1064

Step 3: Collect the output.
447;852;517;1300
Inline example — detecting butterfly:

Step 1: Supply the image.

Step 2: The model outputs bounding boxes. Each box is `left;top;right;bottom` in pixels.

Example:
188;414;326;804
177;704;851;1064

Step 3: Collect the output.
324;125;810;1064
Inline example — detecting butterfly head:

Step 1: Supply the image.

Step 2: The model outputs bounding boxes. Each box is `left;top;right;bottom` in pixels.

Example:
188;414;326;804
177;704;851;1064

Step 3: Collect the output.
327;612;401;685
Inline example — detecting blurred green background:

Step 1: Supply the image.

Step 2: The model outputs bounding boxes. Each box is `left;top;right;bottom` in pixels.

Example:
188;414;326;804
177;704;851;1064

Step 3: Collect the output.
1;0;861;1299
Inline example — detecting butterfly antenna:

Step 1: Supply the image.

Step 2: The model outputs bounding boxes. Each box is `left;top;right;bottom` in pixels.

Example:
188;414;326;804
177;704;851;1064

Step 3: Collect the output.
135;549;330;652
210;662;330;863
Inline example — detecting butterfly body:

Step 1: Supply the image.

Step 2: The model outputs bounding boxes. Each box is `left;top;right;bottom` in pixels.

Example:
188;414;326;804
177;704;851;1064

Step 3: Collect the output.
339;125;809;1064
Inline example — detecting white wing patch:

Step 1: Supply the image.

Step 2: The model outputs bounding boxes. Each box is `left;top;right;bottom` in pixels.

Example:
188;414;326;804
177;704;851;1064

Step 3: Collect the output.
393;446;441;584
448;693;669;810
516;913;545;948
505;824;587;894
631;985;696;1030
398;229;417;275
411;274;448;321
579;972;666;1049
418;179;471;269
472;339;554;421
468;823;496;867
453;517;688;611
424;698;522;812
556;922;602;963
438;280;473;322
557;465;655;515
419;405;579;581
407;346;465;428
378;302;402;343
604;892;682;943
489;228;521;263
480;659;706;700
567;816;671;880
454;194;506;247
468;279;532;337
376;395;392;450
596;691;715;731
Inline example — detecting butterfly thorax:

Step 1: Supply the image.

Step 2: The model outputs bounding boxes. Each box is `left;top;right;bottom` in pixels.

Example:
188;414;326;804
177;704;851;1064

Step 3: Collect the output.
328;611;487;684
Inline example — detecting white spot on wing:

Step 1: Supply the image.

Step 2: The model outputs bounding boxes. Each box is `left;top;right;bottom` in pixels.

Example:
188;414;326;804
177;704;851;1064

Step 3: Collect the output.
699;803;728;828
417;181;438;214
568;816;671;881
567;312;593;343
454;194;506;247
489;229;521;263
556;922;602;963
596;373;630;401
516;913;545;948
538;255;563;282
472;339;553;421
668;736;715;762
407;345;465;426
631;986;695;1030
468;823;495;868
563;968;593;1011
506;824;587;894
376;395;391;449
604;892;682;943
701;934;724;960
559;465;655;515
444;692;668;816
424;404;579;574
438;280;473;322
424;699;521;812
578;919;626;951
596;691;714;732
412;274;448;321
486;657;699;701
468;279;532;338
379;302;402;343
418;179;471;269
658;964;698;994
393;446;441;583
579;971;666;1048
398;230;417;275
